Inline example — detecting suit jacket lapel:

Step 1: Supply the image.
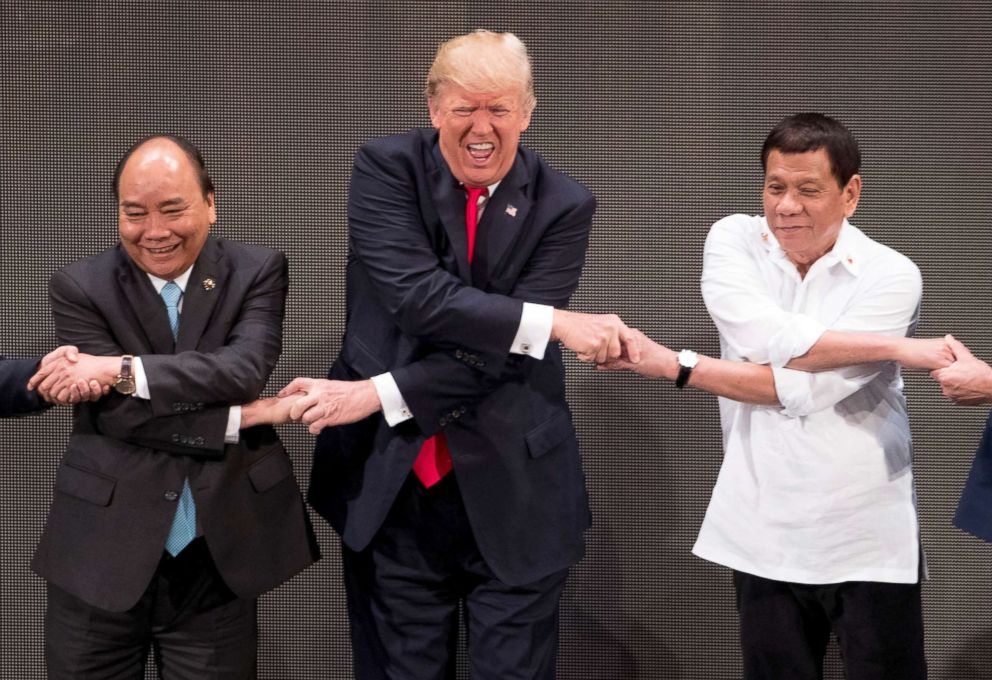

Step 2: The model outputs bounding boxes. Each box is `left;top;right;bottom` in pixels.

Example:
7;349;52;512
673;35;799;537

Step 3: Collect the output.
176;238;228;353
116;248;175;355
429;143;472;284
472;154;532;286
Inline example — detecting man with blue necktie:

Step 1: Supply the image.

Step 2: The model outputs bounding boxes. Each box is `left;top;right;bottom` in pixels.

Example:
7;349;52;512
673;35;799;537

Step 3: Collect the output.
28;134;317;678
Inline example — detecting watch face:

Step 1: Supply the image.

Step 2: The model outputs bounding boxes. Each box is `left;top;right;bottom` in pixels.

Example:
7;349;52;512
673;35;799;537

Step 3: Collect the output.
114;377;136;395
678;350;699;368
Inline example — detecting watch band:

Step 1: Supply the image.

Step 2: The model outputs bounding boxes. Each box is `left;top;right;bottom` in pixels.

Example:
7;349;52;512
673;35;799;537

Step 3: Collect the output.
675;363;693;389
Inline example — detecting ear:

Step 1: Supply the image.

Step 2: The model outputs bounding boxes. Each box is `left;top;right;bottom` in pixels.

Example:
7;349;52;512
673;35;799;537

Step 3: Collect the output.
842;174;862;218
428;97;442;129
206;192;217;224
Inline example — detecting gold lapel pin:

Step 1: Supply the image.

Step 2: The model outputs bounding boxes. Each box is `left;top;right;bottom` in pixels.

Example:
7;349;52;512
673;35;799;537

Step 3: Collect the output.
202;277;216;291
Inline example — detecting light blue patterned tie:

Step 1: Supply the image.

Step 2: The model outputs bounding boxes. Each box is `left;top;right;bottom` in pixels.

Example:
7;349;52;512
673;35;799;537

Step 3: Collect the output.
160;281;196;556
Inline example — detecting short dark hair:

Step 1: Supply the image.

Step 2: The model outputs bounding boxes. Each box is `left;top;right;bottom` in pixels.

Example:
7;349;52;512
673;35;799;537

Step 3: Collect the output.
112;134;215;200
761;113;861;187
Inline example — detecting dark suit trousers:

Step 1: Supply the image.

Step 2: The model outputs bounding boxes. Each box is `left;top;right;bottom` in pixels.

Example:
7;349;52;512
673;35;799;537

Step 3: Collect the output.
733;570;926;680
343;474;568;680
46;539;257;680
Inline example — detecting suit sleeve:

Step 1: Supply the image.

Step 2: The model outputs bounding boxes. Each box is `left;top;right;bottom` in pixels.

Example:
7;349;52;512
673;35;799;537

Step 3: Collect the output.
390;193;595;435
139;250;286;416
348;144;525;377
49;253;285;457
0;357;46;417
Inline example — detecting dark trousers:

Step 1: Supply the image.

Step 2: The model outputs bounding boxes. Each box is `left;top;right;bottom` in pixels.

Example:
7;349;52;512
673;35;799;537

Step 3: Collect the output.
734;570;927;680
343;474;569;680
46;538;258;680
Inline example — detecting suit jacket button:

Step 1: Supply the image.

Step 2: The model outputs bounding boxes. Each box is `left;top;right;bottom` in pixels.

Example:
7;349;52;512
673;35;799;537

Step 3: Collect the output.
439;416;448;426
195;437;204;446
164;491;179;502
452;410;460;419
173;402;182;412
455;350;464;359
171;433;180;442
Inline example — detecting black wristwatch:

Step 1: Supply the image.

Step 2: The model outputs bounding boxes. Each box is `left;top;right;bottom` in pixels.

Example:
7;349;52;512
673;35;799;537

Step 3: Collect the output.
675;349;698;389
114;355;136;395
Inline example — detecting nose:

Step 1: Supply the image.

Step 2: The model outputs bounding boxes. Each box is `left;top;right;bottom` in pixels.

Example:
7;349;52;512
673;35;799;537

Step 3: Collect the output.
469;110;494;135
776;190;803;215
143;215;172;240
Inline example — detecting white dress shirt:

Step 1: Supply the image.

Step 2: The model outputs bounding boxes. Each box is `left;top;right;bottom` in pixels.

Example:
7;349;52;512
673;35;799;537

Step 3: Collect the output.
372;180;555;426
692;214;923;584
133;268;241;443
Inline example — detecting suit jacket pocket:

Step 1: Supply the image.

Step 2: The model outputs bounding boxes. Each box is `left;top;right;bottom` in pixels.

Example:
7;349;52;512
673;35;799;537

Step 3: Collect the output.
55;462;116;506
525;411;576;459
248;452;293;493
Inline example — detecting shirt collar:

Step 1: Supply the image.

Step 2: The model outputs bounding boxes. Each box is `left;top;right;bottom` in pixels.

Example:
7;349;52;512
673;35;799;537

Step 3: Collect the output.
146;266;193;294
758;217;864;277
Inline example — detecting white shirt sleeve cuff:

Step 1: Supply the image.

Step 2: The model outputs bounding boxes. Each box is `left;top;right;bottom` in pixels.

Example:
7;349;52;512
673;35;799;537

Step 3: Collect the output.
767;315;827;367
132;356;150;399
510;303;553;360
772;365;816;417
225;406;241;443
371;373;413;427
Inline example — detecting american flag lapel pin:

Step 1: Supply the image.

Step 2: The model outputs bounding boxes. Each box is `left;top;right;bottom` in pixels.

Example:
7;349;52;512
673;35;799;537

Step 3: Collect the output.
505;204;518;217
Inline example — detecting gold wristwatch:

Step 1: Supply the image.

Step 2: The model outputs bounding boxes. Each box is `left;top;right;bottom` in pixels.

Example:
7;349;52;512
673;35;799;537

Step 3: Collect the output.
114;355;136;395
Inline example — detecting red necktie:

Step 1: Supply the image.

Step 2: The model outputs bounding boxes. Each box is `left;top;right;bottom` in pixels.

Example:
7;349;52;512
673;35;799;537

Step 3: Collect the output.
412;185;489;488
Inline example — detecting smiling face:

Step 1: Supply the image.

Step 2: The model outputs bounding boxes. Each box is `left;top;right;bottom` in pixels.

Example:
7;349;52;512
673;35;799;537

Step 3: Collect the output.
429;82;532;188
762;147;861;273
117;139;216;280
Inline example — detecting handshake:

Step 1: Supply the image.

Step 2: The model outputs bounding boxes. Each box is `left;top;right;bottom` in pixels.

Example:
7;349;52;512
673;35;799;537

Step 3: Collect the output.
242;310;651;433
25;313;992;430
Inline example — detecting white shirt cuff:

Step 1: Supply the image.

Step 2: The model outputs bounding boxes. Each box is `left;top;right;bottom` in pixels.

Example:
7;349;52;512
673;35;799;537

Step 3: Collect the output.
371;373;413;427
771;366;815;417
225;406;241;443
132;356;150;399
510;303;553;360
767;315;826;367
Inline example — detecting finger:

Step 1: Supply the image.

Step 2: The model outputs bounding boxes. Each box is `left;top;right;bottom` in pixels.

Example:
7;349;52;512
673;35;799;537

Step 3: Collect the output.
301;403;329;427
64;346;80;362
73;378;92;401
27;363;57;390
621;330;641;364
606;330;622;362
289;393;318;421
87;380;104;401
945;334;972;359
278;377;313;398
68;384;82;404
40;347;67;366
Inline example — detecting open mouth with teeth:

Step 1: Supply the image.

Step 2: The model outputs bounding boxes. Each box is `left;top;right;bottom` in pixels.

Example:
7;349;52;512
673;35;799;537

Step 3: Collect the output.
147;243;181;255
467;142;495;163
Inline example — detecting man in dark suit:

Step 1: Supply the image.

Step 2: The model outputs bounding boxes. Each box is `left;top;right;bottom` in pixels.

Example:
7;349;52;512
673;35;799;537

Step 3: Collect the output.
280;30;636;679
28;135;317;678
932;336;992;539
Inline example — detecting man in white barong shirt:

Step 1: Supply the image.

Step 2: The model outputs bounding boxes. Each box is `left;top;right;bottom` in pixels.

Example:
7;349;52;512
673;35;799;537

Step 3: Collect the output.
605;113;951;679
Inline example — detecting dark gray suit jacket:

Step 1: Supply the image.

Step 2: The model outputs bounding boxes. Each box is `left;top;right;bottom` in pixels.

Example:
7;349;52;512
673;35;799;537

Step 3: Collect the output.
310;129;595;586
32;237;318;612
0;357;45;416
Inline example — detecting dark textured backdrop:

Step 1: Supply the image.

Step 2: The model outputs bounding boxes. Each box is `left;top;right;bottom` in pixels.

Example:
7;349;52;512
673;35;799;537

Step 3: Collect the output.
2;2;991;678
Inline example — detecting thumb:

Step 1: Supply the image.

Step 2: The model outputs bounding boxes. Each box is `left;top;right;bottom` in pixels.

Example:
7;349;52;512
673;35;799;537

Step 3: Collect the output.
278;377;312;398
945;334;972;360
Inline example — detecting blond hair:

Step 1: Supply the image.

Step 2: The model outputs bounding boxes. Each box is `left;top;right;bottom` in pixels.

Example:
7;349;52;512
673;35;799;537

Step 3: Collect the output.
426;30;536;112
